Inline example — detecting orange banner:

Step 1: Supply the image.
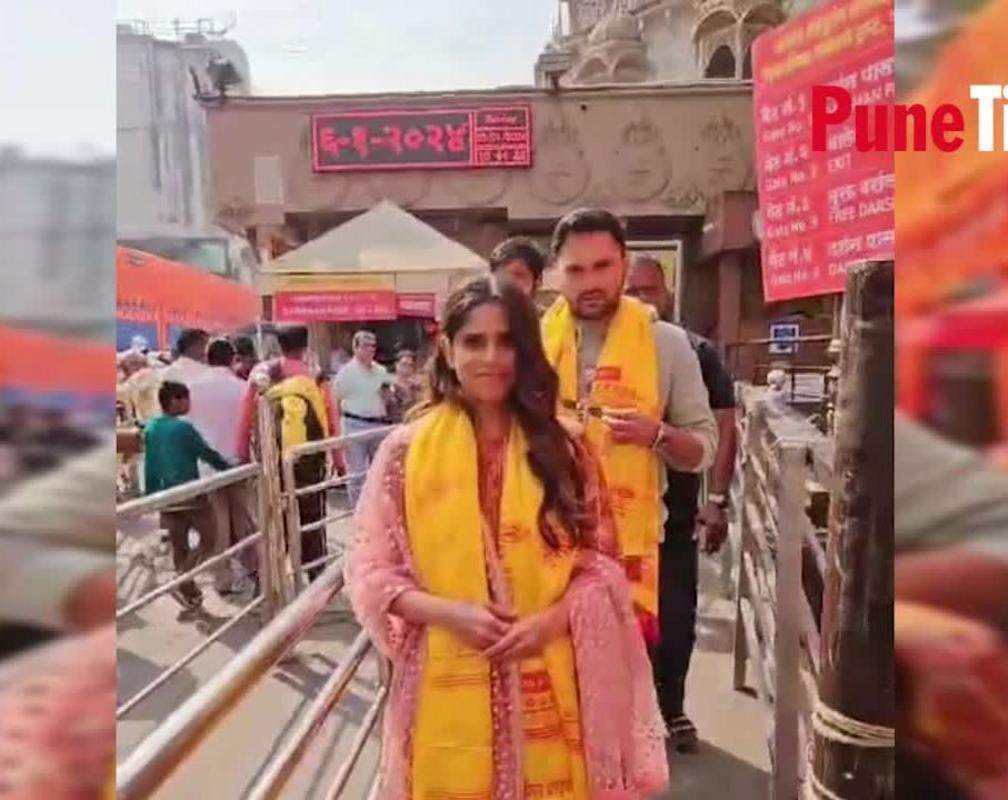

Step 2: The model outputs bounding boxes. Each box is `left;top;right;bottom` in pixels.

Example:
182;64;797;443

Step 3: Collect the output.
116;247;259;345
0;325;113;396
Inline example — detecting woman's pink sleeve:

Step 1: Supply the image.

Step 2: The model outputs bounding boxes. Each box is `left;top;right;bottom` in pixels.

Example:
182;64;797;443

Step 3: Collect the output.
343;428;419;658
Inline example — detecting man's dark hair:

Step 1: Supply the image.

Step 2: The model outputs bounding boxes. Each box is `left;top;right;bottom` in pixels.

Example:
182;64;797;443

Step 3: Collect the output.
158;380;189;412
550;208;627;257
176;328;209;357
207;338;236;367
276;325;309;355
232;335;256;358
489;237;547;283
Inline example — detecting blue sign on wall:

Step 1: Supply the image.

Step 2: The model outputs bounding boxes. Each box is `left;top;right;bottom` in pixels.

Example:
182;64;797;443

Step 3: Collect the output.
769;322;800;355
116;320;158;352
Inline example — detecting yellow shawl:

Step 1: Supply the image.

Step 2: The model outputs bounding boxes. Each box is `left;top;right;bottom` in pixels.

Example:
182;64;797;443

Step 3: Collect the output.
404;403;587;800
541;295;662;616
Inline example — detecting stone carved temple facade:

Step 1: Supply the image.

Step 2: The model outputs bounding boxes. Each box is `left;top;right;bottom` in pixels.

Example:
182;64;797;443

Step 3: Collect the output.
535;0;787;86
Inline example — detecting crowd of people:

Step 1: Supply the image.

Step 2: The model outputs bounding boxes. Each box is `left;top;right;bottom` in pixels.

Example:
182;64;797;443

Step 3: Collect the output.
120;206;740;795
116;318;428;610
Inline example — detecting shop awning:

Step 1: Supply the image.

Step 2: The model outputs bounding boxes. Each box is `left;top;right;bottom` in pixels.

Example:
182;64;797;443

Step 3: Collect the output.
264;200;486;292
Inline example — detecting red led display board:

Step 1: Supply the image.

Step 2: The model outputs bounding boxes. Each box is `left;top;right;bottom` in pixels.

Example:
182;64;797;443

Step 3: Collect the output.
311;106;532;172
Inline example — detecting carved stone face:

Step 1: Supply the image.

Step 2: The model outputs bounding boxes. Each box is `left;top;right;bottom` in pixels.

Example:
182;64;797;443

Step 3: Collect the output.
699;116;748;195
611;120;669;202
529;118;590;206
448;170;509;205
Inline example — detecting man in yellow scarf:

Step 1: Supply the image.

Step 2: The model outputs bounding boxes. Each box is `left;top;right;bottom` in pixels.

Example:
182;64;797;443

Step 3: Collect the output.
541;208;717;640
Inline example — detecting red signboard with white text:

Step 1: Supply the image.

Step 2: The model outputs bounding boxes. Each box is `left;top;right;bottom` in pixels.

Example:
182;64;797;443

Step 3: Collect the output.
311;106;532;172
753;0;894;302
396;293;437;318
274;291;398;322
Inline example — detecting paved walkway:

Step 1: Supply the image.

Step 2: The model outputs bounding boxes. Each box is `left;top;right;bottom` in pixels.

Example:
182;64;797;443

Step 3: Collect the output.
660;555;770;799
117;495;768;798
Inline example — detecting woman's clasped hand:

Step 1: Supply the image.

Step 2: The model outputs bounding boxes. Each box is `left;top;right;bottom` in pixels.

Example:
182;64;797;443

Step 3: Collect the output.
443;599;563;662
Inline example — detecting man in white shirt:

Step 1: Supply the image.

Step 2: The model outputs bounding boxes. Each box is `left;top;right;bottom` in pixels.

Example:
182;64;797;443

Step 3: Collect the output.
331;329;393;506
161;328;211;386
187;338;255;594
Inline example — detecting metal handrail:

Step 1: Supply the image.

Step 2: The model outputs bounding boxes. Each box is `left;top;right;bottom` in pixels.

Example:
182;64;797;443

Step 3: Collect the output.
364;770;382;800
245;630;372;800
117;595;265;718
300;510;354;535
296;550;343;575
117;463;260;518
284;426;394;461
732;383;835;799
323;683;388;800
293;469;368;498
116;460;269;762
281;426;391;592
117;404;389;798
115;532;261;619
116;561;346;800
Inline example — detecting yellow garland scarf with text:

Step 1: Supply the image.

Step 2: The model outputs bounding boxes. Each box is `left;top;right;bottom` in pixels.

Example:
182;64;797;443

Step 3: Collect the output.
405;403;588;800
541;295;662;618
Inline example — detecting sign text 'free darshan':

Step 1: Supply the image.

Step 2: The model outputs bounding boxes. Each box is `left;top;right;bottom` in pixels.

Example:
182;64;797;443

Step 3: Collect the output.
311;106;532;172
753;0;894;302
274;291;437;322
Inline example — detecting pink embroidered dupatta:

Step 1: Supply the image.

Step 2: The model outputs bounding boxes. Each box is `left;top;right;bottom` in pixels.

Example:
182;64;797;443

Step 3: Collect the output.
344;424;668;799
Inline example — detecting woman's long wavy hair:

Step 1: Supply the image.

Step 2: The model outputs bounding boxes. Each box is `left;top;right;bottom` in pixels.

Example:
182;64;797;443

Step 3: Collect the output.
410;276;591;549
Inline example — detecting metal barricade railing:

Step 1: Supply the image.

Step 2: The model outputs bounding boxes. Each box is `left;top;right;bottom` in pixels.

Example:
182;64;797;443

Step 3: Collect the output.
118;560;350;798
729;382;835;800
116;463;265;719
117;399;392;798
281;425;393;593
117;557;388;800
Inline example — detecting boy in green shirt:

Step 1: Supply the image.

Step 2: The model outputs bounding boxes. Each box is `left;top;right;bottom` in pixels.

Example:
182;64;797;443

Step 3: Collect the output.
144;381;231;614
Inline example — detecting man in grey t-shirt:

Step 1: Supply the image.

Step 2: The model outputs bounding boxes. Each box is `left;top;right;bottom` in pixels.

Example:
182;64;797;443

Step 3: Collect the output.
544;209;717;699
547;208;717;482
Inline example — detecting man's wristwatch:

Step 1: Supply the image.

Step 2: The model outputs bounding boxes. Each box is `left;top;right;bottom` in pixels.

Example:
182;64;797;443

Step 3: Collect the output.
708;492;729;509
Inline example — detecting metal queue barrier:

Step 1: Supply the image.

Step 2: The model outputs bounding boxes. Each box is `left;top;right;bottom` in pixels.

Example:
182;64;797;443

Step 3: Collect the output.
116;463;264;718
116;397;394;798
729;383;835;800
281;424;393;592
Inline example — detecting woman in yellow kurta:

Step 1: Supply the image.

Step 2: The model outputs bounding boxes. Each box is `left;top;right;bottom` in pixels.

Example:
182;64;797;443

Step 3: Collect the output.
346;276;668;800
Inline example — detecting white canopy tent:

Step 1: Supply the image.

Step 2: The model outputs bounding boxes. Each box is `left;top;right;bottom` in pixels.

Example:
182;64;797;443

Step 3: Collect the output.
264;199;487;297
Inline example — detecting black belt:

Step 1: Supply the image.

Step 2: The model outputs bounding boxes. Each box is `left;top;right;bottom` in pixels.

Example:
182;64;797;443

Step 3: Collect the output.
342;411;389;424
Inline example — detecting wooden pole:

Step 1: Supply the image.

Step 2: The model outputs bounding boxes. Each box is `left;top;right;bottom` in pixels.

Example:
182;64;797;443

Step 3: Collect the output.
283;455;305;594
774;441;805;800
812;260;895;798
256;394;292;620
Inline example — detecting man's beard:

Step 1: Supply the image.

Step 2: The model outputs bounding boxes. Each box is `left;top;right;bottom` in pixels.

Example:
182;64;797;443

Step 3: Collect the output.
571;289;620;320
